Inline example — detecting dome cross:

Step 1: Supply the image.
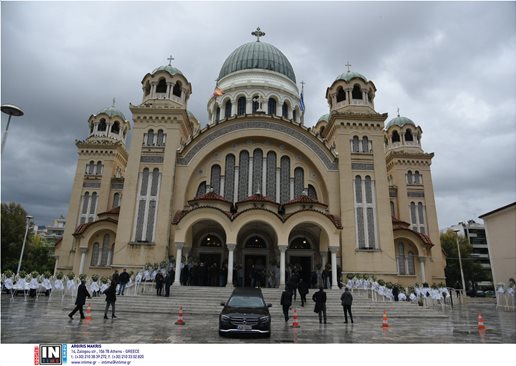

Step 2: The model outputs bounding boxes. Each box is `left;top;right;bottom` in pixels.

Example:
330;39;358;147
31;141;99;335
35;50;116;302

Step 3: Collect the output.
345;61;352;72
251;27;266;42
167;55;174;66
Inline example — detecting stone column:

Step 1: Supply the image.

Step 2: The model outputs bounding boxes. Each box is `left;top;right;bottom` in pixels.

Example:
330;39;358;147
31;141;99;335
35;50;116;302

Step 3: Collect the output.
262;157;267;193
276;168;281;202
173;242;184;286
320;251;327;268
330;246;339;290
248;157;253;194
419;256;426;283
290;177;294;200
279;245;288;286
220;176;225;197
226;243;236;286
79;248;88;274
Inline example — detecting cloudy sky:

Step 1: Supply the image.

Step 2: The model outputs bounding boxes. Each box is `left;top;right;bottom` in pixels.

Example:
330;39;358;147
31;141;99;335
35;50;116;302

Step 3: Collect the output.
1;1;515;230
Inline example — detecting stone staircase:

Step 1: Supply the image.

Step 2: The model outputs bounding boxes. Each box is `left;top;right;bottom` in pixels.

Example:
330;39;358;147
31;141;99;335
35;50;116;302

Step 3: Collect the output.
56;285;447;319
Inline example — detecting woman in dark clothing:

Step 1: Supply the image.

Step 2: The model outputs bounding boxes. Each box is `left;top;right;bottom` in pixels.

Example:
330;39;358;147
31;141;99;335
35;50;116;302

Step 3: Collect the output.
103;281;117;319
155;272;164;296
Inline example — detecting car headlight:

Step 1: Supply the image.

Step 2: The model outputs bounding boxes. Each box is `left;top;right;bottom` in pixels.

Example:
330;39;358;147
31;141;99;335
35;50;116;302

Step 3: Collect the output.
220;315;230;321
259;315;270;322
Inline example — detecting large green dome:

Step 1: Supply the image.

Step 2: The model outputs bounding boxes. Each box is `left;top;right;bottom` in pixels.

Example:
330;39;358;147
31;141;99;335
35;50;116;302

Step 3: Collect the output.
218;41;296;82
151;65;183;77
96;105;126;120
335;70;368;83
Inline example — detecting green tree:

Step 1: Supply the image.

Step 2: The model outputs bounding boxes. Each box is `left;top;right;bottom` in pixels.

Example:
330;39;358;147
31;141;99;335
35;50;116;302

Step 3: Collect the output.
23;234;56;273
441;230;488;289
1;202;32;272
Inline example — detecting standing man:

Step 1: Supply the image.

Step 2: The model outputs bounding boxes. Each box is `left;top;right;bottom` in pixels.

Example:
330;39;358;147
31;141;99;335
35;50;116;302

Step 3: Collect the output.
164;270;173;297
298;278;309;307
118;269;130;296
103;281;117;319
68;280;91;320
280;286;293;322
312;286;327;324
340;287;354;323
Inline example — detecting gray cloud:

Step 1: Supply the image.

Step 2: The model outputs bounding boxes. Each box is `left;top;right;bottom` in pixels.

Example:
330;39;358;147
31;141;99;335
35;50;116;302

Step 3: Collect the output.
1;1;515;229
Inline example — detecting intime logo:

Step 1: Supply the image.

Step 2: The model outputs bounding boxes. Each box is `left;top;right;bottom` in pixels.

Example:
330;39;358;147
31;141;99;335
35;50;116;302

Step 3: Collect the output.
38;344;63;365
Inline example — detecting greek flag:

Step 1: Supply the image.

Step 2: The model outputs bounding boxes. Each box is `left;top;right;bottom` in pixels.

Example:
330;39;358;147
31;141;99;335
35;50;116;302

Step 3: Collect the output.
300;88;305;112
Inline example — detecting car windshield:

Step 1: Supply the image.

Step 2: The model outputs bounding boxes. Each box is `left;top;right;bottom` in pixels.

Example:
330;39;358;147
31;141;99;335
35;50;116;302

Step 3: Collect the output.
227;295;265;308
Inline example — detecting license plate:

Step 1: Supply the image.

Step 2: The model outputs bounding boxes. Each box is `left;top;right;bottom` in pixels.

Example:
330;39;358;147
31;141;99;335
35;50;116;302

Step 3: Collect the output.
237;324;252;330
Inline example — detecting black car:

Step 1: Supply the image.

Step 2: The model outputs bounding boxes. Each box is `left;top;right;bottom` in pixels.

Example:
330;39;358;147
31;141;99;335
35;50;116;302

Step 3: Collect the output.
219;287;272;337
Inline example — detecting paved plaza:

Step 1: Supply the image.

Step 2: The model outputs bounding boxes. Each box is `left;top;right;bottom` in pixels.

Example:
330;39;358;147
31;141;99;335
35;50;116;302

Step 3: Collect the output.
1;294;515;344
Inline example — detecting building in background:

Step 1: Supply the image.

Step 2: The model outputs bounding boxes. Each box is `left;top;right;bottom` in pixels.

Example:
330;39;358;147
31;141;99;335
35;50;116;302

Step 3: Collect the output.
55;28;445;288
479;202;516;289
34;215;66;244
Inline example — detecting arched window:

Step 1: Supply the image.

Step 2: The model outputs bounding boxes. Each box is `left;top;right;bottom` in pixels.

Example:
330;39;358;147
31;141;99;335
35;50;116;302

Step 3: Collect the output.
290;237;311;249
225;100;232;118
89;123;94;134
407;251;415;275
308;184;317;200
336;87;346;102
268;98;277;116
90;243;100;266
96;161;103;175
390;201;395;217
266;151;277;199
292;109;297;122
368;89;374;102
100;234;110;266
352;84;362;99
215;106;220;123
245;236;267;249
253;149;263;194
413;171;421;184
282;102;288;118
407;170;413;184
140;168;150;195
352;136;360;152
156;129;165;146
113;193;120;208
173;81;182;97
417;202;426;234
392;131;400;143
280;156;290;203
224;154;235;201
81;192;90;215
98;119;107;132
144;82;151;96
252;96;259;113
88;161;95;175
147;129;154;146
211;164;221;195
410;202;417;232
238;150;249;200
354;176;363;203
156;78;167;93
111;121;120;134
294;167;304;198
196;181;206;197
89;192;97;222
150;168;160;196
237;97;246;115
405;129;414;142
398;242;406;275
362;136;370;153
108;244;115;265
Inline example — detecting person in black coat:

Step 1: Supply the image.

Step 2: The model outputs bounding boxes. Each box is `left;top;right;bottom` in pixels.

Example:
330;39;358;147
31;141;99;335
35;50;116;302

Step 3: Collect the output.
298;278;309;307
392;286;399;301
164;270;173;297
155;272;164;296
103;281;117;319
288;271;299;300
340;287;353;323
312;287;327;324
118;268;130;295
280;286;293;321
68;280;91;320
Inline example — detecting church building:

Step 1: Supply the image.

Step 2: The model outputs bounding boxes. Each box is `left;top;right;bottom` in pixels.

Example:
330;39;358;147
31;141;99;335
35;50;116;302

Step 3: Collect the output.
55;28;445;288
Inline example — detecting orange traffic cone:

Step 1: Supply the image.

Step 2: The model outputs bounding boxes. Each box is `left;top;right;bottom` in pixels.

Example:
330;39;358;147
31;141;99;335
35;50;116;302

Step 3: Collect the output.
381;310;389;328
291;308;300;328
477;312;486;330
85;303;92;321
175;305;186;325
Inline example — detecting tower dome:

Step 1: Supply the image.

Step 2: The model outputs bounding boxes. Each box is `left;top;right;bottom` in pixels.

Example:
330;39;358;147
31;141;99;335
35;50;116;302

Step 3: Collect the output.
96;104;126;120
218;28;296;82
385;115;416;129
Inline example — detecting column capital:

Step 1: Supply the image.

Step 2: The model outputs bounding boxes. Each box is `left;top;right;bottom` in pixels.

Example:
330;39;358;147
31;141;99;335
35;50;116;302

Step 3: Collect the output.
80;247;88;254
226;243;236;251
418;256;426;263
278;245;288;252
329;246;339;254
175;242;185;250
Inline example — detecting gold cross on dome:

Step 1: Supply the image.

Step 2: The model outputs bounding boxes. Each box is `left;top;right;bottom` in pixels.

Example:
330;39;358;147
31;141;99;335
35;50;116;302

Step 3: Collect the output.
167;55;174;66
252;27;266;42
345;61;352;72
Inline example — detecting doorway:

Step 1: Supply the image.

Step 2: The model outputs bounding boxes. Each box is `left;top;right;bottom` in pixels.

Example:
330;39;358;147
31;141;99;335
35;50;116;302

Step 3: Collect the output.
199;253;222;268
244;255;266;287
288;255;312;284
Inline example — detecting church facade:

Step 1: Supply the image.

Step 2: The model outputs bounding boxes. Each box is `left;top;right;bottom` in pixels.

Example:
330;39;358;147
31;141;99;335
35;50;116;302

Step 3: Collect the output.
55;29;445;288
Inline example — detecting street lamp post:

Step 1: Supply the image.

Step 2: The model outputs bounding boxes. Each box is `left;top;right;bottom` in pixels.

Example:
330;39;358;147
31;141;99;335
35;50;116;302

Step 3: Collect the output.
16;215;33;275
1;104;24;155
454;229;467;302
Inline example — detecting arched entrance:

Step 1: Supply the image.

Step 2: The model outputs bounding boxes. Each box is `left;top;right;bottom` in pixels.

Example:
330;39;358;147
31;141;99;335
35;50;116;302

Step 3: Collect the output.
288;224;321;285
236;221;278;287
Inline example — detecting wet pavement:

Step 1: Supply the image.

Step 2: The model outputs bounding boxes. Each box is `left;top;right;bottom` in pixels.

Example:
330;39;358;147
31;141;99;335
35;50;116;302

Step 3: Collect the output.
1;295;515;344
